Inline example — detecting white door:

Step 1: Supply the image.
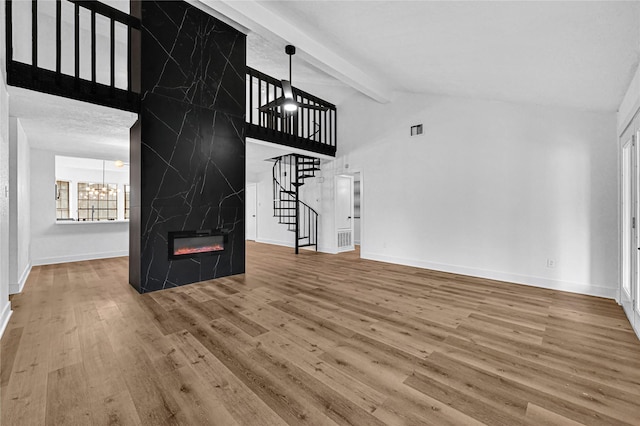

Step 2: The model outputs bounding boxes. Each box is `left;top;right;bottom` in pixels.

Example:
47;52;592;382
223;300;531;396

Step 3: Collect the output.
246;183;257;241
621;133;636;330
336;175;354;252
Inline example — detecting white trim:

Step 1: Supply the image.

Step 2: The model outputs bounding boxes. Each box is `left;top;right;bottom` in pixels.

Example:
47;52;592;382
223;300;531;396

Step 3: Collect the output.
9;262;31;294
633;311;640;341
255;238;294;248
32;250;128;266
55;220;129;225
317;245;338;255
254;239;337;255
0;301;13;340
361;251;617;300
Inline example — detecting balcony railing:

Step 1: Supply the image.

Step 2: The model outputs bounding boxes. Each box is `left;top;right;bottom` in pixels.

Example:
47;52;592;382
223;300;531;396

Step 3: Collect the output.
5;0;140;112
246;66;337;157
5;2;337;155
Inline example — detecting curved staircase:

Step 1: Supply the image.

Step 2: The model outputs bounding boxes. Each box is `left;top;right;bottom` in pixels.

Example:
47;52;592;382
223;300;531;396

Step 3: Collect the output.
272;155;320;253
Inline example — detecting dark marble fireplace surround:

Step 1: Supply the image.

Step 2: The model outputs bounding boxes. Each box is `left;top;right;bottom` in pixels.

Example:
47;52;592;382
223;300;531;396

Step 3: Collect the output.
129;1;246;293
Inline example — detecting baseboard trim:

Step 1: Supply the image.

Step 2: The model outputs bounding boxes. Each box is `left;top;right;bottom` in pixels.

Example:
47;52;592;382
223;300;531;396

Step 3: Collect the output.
32;250;128;266
318;246;338;254
361;251;617;300
0;301;13;340
254;239;337;255
9;262;32;294
255;238;294;248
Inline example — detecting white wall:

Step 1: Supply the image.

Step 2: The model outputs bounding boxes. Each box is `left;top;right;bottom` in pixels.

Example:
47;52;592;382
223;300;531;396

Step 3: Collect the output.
337;92;618;298
253;172;296;247
30;149;128;266
0;0;12;338
618;65;640;136
8;117;30;294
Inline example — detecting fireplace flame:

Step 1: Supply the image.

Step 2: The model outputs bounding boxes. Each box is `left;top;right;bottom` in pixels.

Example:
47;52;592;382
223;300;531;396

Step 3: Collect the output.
174;244;224;255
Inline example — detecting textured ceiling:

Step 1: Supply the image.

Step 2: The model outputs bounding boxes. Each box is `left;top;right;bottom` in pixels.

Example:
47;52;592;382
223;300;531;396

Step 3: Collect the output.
248;0;640;111
9;87;137;160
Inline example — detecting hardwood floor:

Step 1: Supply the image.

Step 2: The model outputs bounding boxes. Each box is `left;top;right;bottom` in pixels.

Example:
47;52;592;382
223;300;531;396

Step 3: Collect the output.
2;241;639;425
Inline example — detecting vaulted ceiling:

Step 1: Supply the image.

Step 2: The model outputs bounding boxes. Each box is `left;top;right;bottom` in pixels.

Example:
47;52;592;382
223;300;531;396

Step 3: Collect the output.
12;1;640;167
204;0;640;112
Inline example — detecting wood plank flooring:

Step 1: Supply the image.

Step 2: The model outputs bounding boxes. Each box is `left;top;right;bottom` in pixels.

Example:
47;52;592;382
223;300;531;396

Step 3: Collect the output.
2;241;639;425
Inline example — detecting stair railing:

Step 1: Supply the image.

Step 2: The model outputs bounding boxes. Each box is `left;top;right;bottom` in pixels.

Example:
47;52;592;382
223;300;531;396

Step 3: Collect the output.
5;0;140;112
272;155;319;254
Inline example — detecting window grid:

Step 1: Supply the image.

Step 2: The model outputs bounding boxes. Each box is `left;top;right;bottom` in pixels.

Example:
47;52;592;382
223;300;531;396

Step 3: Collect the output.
56;180;70;219
77;182;118;221
124;184;130;220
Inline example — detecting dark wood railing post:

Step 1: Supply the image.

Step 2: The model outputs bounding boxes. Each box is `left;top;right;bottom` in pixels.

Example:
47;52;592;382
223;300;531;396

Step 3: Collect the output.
91;10;96;87
31;0;37;68
110;18;115;89
74;2;79;80
6;0;13;64
55;0;61;75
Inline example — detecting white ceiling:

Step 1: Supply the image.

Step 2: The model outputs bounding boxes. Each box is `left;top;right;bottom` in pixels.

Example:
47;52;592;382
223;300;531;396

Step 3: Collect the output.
236;0;640;112
9;87;137;160
10;1;640;165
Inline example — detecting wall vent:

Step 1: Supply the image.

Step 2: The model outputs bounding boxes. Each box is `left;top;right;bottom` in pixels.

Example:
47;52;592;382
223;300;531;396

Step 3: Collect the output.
338;230;352;248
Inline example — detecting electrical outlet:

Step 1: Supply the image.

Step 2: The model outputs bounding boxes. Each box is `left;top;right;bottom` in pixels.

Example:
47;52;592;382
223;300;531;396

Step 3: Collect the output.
546;259;556;268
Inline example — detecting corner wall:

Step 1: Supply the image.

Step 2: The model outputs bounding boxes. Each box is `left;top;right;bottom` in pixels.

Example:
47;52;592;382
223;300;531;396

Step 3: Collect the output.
30;149;128;265
0;0;12;337
8;117;30;293
339;92;618;298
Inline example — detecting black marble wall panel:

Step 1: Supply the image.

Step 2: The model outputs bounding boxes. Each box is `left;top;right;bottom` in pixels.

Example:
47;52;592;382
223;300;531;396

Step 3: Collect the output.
140;1;245;115
130;1;246;292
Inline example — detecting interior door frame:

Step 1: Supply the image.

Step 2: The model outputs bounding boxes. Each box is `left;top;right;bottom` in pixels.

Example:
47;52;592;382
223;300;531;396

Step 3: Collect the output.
334;169;364;256
335;174;355;252
620;127;636;331
634;131;640;333
245;182;257;241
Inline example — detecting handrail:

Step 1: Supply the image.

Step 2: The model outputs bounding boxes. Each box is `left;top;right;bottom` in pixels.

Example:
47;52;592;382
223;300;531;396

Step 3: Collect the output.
67;0;141;28
5;0;140;112
272;155;319;253
247;66;337;157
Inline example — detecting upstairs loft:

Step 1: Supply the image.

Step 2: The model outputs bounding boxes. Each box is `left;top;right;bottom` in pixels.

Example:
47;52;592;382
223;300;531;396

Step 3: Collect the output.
4;0;337;157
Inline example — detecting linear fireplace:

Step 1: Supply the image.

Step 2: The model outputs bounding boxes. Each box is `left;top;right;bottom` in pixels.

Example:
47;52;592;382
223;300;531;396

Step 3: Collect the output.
168;230;227;260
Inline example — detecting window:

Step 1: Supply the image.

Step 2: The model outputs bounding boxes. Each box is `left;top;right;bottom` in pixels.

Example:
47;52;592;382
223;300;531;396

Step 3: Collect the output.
124;185;130;220
77;182;118;221
56;180;70;219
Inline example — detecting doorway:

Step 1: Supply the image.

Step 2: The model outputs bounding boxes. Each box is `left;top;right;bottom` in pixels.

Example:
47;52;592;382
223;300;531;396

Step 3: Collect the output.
335;175;354;252
246;183;257;241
